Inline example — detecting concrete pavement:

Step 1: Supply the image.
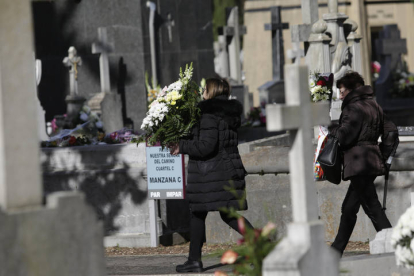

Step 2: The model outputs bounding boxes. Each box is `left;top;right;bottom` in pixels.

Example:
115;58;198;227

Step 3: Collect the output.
106;252;414;276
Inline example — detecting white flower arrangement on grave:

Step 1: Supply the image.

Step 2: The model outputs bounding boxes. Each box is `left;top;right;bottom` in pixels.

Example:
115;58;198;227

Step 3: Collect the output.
309;72;334;103
391;206;414;268
140;63;201;147
78;105;104;130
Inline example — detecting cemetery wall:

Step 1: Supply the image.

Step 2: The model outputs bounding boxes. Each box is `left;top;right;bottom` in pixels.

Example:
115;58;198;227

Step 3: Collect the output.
41;136;414;246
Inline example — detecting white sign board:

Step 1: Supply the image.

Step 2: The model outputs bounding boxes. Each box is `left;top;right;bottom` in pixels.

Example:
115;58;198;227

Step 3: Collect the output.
146;145;185;199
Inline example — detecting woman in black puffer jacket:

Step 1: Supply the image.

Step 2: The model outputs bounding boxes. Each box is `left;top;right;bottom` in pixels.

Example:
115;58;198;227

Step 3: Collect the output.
170;78;253;273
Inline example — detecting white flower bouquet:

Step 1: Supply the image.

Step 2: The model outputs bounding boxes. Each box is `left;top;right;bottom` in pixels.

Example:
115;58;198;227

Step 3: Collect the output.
309;72;334;102
140;63;201;147
391;206;414;268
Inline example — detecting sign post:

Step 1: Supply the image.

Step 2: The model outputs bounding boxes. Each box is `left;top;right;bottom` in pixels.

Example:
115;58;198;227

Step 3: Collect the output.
146;144;186;247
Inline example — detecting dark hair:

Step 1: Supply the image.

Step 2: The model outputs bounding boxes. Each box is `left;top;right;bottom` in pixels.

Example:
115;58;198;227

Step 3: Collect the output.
205;78;230;99
336;71;365;90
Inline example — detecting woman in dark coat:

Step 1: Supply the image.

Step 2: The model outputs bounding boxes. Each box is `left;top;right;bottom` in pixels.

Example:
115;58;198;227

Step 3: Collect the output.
329;71;398;256
170;78;253;273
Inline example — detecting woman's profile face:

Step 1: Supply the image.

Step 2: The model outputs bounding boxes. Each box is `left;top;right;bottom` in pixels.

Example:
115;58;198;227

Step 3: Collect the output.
339;85;350;101
202;87;210;100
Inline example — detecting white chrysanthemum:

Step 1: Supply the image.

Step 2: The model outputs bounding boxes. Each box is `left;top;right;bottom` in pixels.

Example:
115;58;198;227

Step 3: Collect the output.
309;80;316;88
321;94;329;101
168;80;183;91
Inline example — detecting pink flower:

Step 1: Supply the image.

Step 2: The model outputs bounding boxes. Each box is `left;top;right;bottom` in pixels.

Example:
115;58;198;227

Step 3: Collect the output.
214;271;228;276
261;222;277;237
110;132;119;141
237;238;245;245
221;250;238;264
238;217;245;235
51;118;58;132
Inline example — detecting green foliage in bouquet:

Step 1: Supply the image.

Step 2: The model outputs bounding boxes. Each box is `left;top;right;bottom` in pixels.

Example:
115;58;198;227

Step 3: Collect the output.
140;63;201;147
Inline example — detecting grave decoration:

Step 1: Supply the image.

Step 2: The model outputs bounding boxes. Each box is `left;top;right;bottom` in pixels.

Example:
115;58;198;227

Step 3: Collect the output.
391;206;414;268
43;103;141;147
390;66;414;98
310;72;333;181
243;104;266;127
309;72;334;103
140;63;201;148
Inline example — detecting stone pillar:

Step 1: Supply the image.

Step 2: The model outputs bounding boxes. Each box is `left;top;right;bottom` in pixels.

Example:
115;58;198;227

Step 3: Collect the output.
307;19;332;73
0;0;42;209
0;1;105;275
345;19;363;75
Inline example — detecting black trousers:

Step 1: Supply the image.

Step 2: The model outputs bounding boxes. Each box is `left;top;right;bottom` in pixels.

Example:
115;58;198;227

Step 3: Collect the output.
332;175;392;254
189;211;253;261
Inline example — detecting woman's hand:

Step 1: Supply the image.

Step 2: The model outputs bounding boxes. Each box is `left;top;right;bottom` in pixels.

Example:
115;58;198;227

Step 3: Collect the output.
169;143;180;155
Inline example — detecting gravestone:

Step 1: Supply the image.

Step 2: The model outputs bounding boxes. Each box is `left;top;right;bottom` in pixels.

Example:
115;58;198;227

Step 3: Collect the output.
89;27;123;133
375;24;414;126
0;0;105;275
290;0;319;50
35;59;49;141
220;7;251;117
258;6;289;105
223;7;246;85
263;61;339;275
230;84;251;119
32;0;215;130
62;46;86;126
214;35;230;79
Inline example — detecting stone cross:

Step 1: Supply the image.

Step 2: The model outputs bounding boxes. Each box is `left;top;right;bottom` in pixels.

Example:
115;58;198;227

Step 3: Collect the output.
166;13;175;43
287;42;305;65
264;6;289;81
223;7;246;84
63;46;82;96
92;27;112;94
263;63;339;275
375;24;407;80
291;0;319;44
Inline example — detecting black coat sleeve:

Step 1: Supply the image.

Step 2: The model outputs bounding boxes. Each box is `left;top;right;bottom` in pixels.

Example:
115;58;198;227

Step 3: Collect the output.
379;114;399;161
179;114;219;158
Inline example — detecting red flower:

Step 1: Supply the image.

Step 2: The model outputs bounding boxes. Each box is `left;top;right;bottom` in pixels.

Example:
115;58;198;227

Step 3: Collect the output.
68;136;77;146
317;80;326;86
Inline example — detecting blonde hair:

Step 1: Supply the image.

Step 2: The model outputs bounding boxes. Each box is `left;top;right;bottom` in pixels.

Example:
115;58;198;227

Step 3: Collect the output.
205;78;230;99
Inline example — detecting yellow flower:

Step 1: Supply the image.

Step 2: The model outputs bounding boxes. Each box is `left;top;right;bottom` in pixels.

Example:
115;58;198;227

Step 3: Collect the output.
171;101;176;105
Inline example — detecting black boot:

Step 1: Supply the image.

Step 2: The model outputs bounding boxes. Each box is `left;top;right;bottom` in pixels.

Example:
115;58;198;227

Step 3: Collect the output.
176;259;203;273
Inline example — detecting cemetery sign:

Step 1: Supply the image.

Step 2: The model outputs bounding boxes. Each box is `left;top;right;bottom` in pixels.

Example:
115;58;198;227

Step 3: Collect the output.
146;145;185;199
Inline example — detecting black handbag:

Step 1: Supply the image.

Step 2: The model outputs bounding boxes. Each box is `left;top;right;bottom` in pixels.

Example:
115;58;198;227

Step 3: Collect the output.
317;134;342;184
